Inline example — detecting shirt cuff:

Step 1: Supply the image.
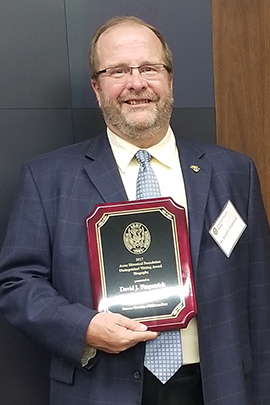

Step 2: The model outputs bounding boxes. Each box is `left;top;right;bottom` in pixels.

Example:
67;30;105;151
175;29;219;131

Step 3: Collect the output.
81;345;97;367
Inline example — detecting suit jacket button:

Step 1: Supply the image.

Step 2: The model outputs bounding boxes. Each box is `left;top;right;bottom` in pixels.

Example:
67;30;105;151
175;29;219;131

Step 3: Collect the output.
133;371;141;380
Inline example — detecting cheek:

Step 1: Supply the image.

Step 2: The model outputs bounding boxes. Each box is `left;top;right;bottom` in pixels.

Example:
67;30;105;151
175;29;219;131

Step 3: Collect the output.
101;82;125;101
149;79;171;98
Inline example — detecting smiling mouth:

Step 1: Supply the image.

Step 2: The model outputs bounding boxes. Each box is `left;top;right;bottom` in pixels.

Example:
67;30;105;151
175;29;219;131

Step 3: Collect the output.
125;99;151;105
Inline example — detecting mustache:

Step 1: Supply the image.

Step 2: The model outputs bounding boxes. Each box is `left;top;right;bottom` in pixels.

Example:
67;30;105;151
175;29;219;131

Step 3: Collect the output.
118;91;160;103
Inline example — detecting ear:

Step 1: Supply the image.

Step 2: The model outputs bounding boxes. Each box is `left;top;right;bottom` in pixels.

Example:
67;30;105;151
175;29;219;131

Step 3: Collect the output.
91;79;101;105
170;73;173;88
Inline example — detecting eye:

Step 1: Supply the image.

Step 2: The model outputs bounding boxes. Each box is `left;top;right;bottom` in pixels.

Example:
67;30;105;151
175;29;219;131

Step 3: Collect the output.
140;65;158;74
109;66;129;77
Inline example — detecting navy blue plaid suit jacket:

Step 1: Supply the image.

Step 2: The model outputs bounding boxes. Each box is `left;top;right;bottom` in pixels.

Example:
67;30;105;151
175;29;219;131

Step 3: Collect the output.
0;132;270;405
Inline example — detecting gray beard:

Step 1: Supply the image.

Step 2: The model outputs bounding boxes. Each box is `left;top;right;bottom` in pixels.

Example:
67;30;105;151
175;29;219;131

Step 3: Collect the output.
99;91;173;141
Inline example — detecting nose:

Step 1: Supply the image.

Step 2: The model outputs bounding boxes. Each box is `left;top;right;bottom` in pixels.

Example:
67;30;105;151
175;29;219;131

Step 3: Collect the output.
125;68;148;91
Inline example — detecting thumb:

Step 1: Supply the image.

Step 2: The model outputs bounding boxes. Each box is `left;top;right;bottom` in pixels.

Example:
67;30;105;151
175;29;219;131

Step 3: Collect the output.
115;314;148;331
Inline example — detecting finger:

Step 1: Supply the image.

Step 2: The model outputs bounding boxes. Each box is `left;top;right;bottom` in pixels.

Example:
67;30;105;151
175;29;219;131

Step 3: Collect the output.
122;328;159;345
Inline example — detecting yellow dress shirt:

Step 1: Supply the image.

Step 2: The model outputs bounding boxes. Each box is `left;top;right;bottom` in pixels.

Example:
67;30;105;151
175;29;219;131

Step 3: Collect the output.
107;127;199;365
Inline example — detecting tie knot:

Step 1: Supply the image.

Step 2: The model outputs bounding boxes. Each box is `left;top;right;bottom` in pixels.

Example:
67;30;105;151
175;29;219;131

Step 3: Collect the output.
135;150;151;165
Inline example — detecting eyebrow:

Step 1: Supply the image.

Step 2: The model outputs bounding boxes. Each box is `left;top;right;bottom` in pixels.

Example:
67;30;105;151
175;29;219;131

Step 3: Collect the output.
106;60;161;67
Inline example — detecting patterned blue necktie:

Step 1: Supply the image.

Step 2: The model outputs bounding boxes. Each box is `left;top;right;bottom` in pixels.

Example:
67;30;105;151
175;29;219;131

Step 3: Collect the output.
135;149;161;199
135;150;183;384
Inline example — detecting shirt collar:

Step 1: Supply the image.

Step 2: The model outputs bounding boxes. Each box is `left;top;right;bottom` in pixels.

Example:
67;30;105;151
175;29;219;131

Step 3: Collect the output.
107;126;176;174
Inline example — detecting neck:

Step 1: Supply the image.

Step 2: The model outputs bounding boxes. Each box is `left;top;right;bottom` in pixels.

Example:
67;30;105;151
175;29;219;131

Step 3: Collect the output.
108;124;170;148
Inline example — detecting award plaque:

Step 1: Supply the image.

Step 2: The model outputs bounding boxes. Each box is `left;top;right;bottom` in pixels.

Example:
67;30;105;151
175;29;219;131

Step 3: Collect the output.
85;197;197;331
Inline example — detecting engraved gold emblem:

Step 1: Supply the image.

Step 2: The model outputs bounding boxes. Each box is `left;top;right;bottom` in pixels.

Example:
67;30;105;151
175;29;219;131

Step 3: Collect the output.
123;222;151;254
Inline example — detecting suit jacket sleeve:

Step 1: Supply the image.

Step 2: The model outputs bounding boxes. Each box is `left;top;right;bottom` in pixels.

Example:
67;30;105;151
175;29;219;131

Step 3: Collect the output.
246;160;270;401
0;162;97;369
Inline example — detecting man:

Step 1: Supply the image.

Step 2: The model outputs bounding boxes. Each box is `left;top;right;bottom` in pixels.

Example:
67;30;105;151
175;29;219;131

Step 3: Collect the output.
0;15;270;405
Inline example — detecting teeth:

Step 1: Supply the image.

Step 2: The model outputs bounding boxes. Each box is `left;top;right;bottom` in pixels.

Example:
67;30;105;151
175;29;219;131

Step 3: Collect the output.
128;100;149;105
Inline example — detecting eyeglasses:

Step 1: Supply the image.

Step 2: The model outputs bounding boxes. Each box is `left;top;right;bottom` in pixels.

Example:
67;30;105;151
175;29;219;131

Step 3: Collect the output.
95;63;170;82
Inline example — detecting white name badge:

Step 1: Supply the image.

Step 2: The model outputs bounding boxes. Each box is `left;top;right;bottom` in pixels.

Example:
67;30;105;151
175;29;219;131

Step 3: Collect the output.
209;200;247;258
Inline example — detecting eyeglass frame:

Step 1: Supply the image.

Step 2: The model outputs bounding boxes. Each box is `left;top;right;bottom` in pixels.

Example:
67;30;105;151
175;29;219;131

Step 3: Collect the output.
94;63;171;81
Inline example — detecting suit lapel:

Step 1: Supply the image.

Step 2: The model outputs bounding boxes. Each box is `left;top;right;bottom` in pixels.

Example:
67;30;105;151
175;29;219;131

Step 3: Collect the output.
84;133;127;203
177;137;212;277
83;132;213;277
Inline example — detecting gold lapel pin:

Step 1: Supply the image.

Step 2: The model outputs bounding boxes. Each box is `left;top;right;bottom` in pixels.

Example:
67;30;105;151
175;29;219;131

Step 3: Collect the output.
190;165;201;173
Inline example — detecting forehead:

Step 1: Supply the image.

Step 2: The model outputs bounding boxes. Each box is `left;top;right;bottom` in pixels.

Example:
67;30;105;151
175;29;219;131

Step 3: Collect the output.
96;23;164;67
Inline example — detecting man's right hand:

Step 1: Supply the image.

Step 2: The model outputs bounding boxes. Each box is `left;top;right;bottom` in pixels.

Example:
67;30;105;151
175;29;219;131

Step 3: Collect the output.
85;312;159;354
